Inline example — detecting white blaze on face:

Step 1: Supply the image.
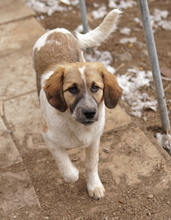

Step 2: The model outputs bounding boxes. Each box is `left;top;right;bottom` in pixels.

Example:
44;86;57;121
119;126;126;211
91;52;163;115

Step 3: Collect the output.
79;66;90;102
78;66;97;108
79;66;87;88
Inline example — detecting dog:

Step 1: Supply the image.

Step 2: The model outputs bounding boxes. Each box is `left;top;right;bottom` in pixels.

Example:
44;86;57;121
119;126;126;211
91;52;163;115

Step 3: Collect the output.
33;9;122;199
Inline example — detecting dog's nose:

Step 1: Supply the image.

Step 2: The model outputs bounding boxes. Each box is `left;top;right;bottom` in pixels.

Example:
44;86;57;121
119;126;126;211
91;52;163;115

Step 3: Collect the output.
82;109;96;119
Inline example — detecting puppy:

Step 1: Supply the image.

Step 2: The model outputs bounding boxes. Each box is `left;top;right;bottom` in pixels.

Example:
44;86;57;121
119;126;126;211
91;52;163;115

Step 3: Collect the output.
33;9;122;199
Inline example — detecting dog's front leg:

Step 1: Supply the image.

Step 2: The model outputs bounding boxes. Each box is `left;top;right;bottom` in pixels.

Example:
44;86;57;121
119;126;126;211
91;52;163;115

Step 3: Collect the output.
43;136;79;183
85;140;105;199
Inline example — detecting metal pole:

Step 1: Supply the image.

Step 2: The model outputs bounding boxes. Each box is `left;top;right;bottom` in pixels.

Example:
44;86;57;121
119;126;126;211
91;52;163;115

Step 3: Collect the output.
137;0;170;133
79;0;89;34
78;0;92;53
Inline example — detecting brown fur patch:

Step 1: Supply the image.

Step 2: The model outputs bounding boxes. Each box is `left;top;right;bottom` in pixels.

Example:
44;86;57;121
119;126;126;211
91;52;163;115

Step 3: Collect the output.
33;31;84;96
99;64;122;108
43;65;67;112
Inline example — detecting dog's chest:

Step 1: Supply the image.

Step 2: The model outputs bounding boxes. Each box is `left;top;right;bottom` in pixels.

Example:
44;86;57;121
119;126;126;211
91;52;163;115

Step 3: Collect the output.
45;112;104;149
55;120;101;149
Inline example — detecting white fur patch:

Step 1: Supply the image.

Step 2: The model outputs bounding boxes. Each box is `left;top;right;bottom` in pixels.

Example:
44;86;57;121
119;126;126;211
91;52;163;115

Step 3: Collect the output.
79;66;86;84
41;70;54;87
34;32;50;51
79;66;90;94
46;39;61;46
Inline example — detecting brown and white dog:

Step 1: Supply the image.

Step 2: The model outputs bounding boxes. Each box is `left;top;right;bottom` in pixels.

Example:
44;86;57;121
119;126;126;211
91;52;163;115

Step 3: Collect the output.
33;9;122;199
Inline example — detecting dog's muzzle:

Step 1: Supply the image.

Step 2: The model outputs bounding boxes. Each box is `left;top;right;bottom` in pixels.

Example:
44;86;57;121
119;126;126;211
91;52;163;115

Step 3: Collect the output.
72;94;99;126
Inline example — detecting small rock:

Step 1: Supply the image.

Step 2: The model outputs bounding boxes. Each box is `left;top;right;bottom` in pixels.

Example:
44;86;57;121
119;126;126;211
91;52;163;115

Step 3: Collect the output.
72;157;78;162
103;148;110;153
116;51;132;62
161;66;171;78
118;200;125;204
147;194;154;199
147;212;152;216
128;43;134;48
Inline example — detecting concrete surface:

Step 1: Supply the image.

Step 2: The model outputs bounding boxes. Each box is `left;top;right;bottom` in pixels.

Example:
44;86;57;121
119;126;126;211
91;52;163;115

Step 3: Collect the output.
0;0;171;219
0;0;35;24
0;1;43;219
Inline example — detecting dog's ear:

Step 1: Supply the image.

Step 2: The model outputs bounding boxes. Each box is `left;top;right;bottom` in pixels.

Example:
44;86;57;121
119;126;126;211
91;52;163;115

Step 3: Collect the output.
99;64;122;108
43;66;67;112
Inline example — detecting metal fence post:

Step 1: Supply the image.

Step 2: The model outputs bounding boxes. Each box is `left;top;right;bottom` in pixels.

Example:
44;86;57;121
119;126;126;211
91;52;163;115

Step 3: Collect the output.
137;0;170;133
78;0;92;53
79;0;89;34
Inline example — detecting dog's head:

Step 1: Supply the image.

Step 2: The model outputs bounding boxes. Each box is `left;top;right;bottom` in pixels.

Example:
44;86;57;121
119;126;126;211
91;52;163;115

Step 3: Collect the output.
43;62;122;125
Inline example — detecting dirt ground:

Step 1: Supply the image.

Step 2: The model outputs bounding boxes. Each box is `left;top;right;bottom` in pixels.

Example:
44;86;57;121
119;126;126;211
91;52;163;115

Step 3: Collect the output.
18;0;171;219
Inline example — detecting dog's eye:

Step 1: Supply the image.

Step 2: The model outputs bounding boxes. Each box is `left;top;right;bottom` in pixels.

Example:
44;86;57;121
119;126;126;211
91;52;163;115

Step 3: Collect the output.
68;86;78;94
91;85;99;93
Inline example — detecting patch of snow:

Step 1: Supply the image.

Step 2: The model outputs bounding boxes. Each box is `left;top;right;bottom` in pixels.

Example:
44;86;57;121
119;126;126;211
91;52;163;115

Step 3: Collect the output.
24;0;78;15
36;15;45;21
69;0;79;6
119;37;137;44
60;0;70;5
158;20;171;31
134;17;142;25
92;5;107;20
85;48;115;73
74;24;84;33
93;3;99;8
108;0;137;9
108;0;117;9
134;8;171;31
156;133;171;156
153;9;169;21
120;27;131;35
117;69;157;117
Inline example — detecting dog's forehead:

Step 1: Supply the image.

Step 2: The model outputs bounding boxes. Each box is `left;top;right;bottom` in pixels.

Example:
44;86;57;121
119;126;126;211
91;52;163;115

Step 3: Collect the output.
64;66;83;85
64;64;101;80
63;64;104;90
80;65;103;85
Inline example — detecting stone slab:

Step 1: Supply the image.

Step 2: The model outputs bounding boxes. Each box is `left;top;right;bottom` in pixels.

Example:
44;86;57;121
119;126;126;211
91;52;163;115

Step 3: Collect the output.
0;49;36;100
0;0;35;25
0;117;22;168
0;170;40;219
0;17;45;56
101;127;171;190
4;92;46;150
104;105;131;132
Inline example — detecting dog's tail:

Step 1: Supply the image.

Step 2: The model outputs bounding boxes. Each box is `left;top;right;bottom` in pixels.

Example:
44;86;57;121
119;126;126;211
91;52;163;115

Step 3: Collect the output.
75;9;122;48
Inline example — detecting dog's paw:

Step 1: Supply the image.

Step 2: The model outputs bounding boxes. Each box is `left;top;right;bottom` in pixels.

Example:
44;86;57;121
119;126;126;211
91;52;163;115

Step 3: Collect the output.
87;183;105;199
63;166;79;183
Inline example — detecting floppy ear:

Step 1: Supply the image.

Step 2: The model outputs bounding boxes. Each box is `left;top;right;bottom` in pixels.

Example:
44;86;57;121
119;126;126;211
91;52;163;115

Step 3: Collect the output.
43;66;67;112
101;65;122;108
